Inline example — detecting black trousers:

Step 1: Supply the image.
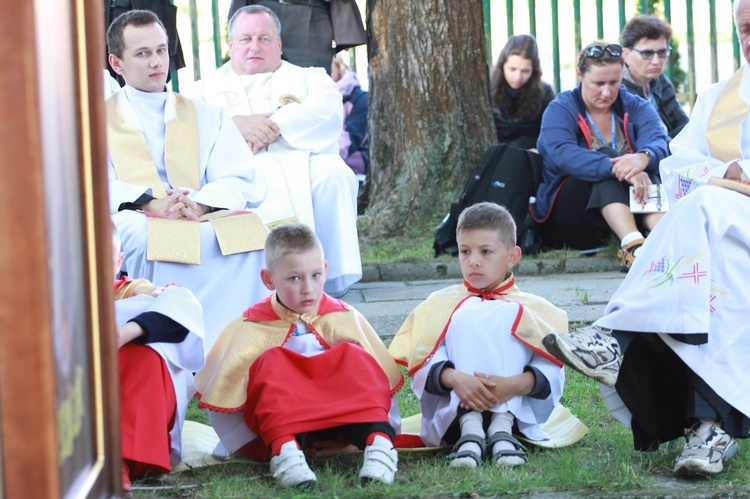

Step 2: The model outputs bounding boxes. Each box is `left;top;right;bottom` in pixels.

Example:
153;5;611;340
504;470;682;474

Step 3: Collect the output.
614;330;749;451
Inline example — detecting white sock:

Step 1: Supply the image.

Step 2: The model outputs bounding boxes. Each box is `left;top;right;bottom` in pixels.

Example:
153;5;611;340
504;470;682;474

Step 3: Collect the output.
620;231;644;248
451;411;484;467
489;412;525;466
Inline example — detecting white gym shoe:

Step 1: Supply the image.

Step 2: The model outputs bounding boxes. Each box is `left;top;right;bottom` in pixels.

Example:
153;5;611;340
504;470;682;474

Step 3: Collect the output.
359;436;398;484
269;441;317;488
673;420;739;475
542;325;622;387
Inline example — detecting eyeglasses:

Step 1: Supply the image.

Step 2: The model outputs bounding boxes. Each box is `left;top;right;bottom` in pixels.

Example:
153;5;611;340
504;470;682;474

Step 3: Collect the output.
629;46;672;60
584;44;623;59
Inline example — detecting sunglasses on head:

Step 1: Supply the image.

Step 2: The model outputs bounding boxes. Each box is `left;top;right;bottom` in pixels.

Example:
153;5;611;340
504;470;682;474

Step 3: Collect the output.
584;44;623;59
629;46;672;60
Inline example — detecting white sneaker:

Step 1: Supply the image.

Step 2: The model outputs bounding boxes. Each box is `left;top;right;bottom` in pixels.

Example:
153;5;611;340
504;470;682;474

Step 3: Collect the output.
542;325;622;387
673;420;739;475
269;441;317;488
359;436;398;485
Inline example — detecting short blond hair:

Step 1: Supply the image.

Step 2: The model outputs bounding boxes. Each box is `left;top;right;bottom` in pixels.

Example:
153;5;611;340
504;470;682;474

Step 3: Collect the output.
457;202;517;248
264;223;323;269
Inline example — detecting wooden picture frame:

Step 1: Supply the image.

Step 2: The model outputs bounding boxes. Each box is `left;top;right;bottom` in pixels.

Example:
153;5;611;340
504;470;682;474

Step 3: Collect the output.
0;0;120;496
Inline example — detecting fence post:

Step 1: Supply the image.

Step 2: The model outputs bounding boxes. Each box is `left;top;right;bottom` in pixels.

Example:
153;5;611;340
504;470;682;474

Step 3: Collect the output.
709;0;718;83
506;0;514;38
686;0;697;105
212;0;222;68
484;0;493;66
552;0;561;93
189;0;201;81
574;0;582;55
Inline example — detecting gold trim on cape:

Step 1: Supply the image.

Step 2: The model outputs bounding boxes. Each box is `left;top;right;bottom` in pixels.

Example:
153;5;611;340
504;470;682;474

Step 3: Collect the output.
195;293;403;411
389;274;568;374
706;67;747;163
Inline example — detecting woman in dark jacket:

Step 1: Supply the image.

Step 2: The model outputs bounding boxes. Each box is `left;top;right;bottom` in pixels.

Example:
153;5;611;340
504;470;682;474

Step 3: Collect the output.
490;35;555;150
534;42;669;270
620;14;689;139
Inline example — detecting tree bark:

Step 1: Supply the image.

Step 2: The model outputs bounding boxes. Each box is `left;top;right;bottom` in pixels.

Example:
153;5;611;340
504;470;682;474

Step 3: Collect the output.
363;0;495;239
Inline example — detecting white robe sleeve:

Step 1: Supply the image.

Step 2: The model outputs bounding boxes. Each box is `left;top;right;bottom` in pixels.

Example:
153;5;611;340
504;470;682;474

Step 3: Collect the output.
661;66;750;202
270;68;344;153
187;103;267;211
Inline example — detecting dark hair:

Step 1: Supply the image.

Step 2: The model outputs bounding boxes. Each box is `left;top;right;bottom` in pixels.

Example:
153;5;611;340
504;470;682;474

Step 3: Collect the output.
106;10;167;58
621;14;673;48
457;202;517;248
228;5;282;39
490;35;545;120
577;40;624;75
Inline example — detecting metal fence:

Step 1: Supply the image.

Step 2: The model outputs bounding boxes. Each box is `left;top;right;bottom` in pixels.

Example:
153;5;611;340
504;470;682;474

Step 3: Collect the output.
176;0;740;108
486;0;740;107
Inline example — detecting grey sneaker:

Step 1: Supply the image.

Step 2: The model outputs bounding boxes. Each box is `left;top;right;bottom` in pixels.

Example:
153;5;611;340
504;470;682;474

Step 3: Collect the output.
542;325;622;387
269;441;317;488
673;420;739;475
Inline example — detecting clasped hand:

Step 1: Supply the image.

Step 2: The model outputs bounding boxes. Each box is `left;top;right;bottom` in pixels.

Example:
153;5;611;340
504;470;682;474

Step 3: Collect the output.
232;113;280;154
142;189;209;220
611;154;652;204
443;368;529;412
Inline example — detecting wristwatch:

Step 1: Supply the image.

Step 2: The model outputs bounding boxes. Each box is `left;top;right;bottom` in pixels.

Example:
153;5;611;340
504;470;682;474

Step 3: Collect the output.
638;150;652;160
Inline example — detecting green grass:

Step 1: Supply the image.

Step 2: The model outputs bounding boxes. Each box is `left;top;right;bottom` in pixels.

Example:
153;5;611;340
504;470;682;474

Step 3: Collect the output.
357;218;622;265
133;367;750;498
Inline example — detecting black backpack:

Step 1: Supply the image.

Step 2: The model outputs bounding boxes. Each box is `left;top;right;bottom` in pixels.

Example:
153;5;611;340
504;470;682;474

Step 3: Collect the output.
434;143;543;256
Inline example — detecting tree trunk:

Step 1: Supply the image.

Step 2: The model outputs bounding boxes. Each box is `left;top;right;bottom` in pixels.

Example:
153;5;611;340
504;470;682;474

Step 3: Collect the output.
363;0;495;239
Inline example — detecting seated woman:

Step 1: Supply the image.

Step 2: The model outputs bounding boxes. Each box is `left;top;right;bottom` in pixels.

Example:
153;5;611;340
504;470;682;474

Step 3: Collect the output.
332;56;368;178
491;34;555;150
533;41;668;270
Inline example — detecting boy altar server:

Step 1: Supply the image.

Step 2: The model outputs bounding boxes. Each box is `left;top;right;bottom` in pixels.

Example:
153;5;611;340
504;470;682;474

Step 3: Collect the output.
112;225;205;491
106;10;269;350
195;223;402;487
390;203;566;468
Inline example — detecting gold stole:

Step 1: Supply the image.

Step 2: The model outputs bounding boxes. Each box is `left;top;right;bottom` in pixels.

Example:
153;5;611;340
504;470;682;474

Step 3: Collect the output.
706;67;748;162
107;93;267;264
106;92;200;196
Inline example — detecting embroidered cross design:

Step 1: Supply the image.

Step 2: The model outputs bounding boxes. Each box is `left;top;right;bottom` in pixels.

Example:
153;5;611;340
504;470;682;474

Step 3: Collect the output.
677;263;707;284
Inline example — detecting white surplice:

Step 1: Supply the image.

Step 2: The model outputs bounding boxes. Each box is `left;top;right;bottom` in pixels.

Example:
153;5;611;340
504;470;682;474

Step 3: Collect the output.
114;285;205;465
596;67;750;424
186;61;362;295
109;86;271;351
411;297;564;446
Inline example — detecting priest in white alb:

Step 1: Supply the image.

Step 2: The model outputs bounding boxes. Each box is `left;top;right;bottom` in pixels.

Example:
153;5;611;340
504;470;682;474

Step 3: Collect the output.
106;10;270;350
184;4;362;296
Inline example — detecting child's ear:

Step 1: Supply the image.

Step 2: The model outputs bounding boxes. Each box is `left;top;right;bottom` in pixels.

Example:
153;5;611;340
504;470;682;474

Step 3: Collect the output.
260;269;275;291
508;246;522;268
